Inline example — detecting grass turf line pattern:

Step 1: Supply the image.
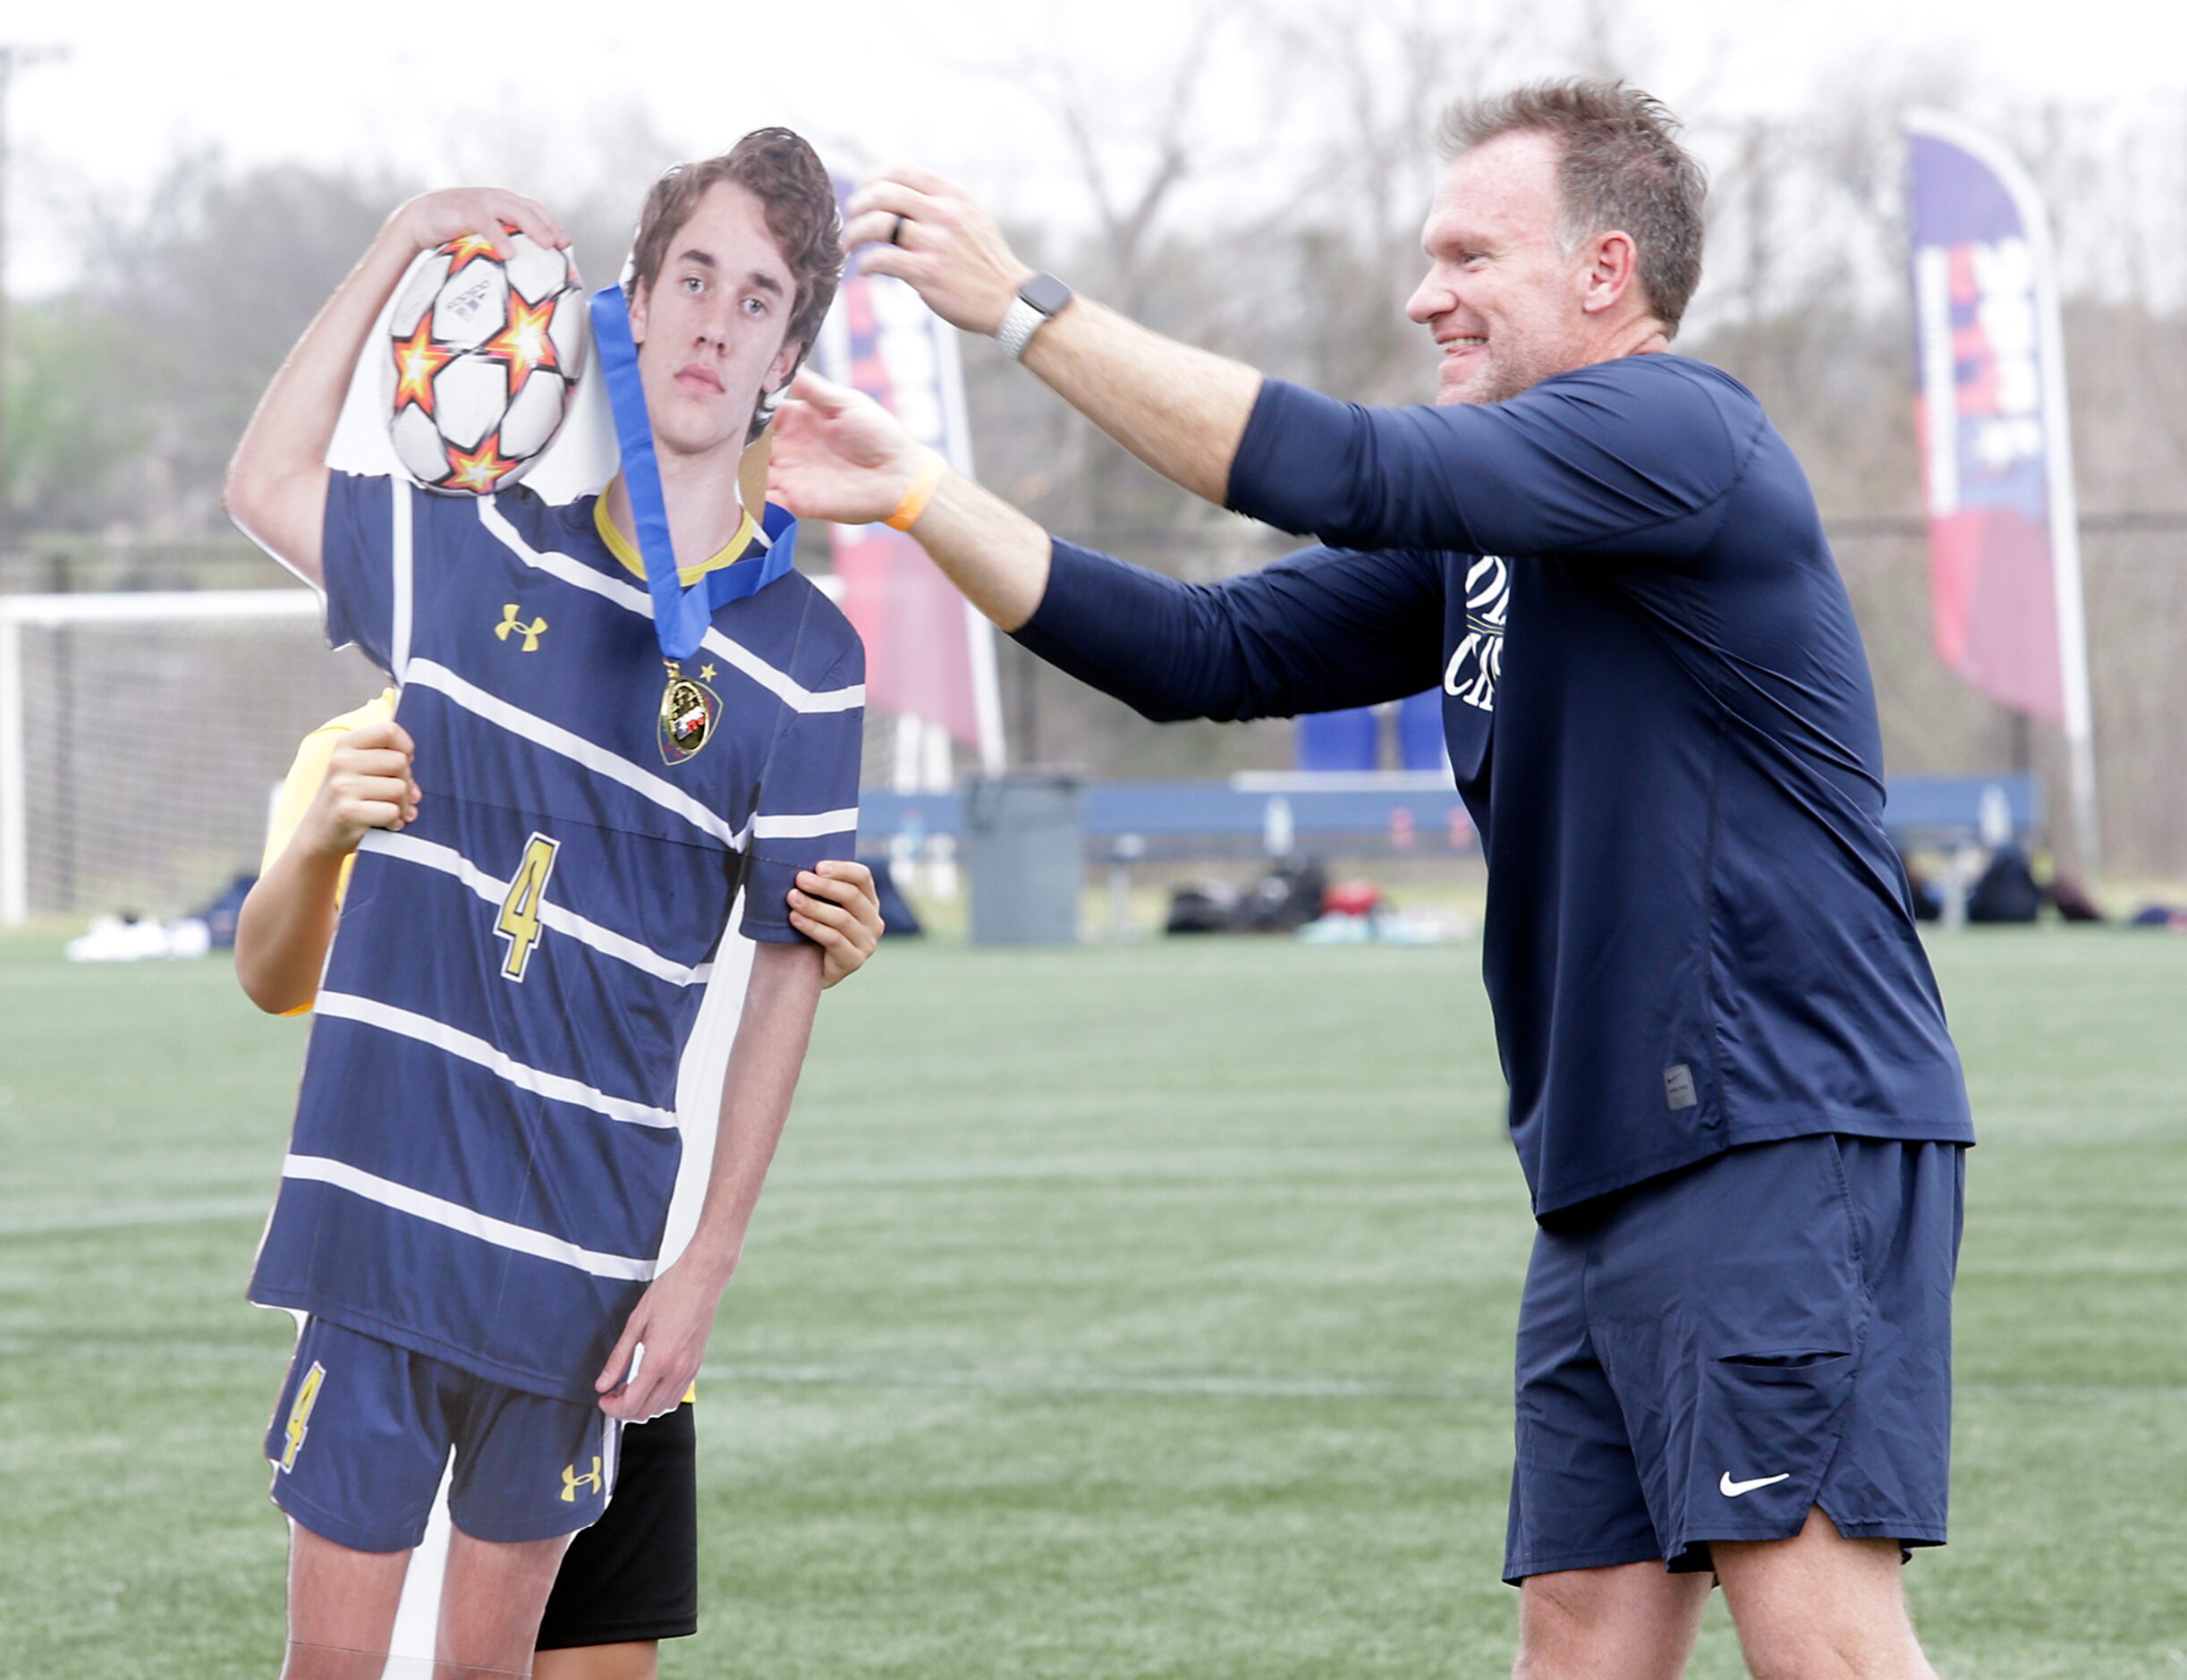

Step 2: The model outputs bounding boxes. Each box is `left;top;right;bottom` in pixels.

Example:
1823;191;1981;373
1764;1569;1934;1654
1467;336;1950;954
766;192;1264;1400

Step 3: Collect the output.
1;931;2183;1675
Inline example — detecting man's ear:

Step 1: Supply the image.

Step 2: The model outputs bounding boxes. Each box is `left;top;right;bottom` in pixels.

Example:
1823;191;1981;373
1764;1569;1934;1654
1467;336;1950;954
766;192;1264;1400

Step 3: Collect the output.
1580;231;1640;318
628;279;651;344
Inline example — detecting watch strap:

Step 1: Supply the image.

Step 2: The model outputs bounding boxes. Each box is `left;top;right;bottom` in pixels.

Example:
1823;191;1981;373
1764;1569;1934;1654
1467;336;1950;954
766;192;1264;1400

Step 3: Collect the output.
996;296;1047;362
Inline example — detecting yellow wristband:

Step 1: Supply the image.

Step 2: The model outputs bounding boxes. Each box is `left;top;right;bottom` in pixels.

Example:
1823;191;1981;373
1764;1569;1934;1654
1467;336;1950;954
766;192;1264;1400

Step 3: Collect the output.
885;449;946;532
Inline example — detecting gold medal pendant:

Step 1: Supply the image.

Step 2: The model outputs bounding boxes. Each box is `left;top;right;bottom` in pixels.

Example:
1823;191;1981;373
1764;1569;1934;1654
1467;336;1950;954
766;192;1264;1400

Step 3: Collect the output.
657;660;720;766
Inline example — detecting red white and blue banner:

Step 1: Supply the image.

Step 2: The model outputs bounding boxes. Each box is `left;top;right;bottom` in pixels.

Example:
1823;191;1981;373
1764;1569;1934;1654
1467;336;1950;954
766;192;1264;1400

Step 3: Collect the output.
818;176;1005;778
1906;111;2098;861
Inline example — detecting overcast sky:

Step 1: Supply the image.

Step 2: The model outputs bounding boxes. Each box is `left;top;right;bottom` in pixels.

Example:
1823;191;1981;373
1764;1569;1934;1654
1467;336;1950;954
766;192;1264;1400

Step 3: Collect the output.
5;0;2176;295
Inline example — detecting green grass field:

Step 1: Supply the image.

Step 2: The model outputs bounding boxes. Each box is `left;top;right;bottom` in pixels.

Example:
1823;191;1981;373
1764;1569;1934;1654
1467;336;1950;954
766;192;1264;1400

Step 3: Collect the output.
2;928;2183;1676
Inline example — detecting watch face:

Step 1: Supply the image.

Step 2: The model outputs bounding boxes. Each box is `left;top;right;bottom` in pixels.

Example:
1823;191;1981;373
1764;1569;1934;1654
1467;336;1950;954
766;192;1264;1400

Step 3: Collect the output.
1020;272;1073;317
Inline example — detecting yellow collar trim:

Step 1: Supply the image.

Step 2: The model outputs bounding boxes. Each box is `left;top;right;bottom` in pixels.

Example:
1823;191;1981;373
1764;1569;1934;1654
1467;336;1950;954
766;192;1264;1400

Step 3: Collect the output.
594;496;763;587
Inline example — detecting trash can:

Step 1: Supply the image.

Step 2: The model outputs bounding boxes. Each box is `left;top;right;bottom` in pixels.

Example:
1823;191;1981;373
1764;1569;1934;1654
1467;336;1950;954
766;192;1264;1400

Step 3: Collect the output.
960;773;1085;945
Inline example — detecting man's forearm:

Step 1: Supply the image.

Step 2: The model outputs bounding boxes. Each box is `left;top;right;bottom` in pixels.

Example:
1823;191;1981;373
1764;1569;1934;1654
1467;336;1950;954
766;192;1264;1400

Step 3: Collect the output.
224;222;417;586
1018;297;1263;508
903;470;1055;632
679;940;826;1286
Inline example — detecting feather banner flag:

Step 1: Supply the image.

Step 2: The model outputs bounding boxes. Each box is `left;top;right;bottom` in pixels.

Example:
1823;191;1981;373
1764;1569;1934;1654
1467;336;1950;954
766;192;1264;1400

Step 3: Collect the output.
1906;110;2098;865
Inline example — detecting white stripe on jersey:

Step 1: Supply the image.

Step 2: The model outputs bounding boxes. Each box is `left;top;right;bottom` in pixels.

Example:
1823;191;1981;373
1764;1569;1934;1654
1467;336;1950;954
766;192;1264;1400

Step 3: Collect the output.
315;991;679;1129
391;479;414;682
476;499;865;716
476;501;653;614
751;806;860;841
403;659;737;848
699;624;864;716
359;830;716;988
281;1154;657;1281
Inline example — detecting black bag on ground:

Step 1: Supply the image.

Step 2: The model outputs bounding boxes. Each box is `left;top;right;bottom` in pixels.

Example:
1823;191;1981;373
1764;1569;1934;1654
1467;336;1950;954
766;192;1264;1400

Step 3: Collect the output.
1233;860;1329;933
1165;880;1239;935
1968;846;2042;924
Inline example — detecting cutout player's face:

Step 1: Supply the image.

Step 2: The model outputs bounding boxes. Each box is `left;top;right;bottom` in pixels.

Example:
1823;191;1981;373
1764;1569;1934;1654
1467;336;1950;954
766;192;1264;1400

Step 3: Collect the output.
1405;131;1593;406
629;182;802;459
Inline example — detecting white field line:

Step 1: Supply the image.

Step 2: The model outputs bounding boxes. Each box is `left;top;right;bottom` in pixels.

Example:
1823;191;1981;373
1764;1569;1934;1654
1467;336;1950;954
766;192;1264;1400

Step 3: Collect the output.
0;1150;1479;1237
0;1331;1479;1402
0;1337;2168;1406
690;1360;1481;1402
0;1194;271;1235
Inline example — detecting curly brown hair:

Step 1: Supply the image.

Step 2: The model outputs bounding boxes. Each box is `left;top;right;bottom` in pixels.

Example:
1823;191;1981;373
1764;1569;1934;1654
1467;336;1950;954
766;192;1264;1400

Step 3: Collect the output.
625;128;844;435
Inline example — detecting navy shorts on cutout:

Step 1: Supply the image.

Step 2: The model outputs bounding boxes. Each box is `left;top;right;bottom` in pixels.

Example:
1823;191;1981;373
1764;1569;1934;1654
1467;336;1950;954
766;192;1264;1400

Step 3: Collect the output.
266;1316;620;1553
1504;1133;1964;1583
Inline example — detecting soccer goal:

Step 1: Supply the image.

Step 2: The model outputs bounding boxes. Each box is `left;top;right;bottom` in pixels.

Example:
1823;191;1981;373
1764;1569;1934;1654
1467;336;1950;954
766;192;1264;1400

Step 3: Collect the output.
0;588;383;925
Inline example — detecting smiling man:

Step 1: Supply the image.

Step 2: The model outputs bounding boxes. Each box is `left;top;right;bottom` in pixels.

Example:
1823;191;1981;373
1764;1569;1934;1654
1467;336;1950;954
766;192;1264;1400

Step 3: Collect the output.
767;81;1971;1680
225;130;860;1676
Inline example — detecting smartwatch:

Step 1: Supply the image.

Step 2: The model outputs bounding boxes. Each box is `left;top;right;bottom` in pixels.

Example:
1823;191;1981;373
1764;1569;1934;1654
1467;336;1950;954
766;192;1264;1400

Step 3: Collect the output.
996;272;1074;362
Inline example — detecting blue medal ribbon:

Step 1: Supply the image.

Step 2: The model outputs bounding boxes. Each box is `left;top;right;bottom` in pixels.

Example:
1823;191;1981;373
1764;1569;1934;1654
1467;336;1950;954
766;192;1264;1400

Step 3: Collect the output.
588;285;799;663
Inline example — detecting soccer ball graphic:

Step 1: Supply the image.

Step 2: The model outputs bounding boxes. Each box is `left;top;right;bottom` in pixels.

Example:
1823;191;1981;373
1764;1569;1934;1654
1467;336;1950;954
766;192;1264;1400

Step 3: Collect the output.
386;225;589;495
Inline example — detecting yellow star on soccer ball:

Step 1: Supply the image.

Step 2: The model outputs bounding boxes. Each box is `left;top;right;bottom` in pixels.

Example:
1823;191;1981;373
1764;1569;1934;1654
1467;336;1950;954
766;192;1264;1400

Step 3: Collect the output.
391;318;453;416
442;229;502;274
445;435;521;494
698;663;716;682
484;291;561;395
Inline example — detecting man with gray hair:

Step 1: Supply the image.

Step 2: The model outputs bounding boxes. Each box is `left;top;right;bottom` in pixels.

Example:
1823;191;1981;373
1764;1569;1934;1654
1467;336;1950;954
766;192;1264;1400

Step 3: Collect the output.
773;80;1970;1677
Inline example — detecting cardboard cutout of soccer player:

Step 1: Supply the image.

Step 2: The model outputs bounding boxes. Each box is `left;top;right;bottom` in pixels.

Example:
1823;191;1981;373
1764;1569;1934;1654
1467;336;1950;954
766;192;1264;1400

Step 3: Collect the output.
228;131;863;1676
238;695;883;1676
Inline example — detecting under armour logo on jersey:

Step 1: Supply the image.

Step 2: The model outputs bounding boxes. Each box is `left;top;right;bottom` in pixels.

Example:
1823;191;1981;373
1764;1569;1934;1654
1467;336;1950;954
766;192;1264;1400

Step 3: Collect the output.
561;1455;603;1502
1443;555;1508;713
496;604;548;652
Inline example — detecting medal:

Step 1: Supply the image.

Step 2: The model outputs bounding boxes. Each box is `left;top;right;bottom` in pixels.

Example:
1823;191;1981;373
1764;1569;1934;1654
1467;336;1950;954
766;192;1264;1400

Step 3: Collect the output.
657;660;719;764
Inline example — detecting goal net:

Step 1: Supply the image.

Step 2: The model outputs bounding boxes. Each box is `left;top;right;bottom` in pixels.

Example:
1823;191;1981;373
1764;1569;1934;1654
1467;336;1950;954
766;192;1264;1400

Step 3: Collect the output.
0;590;383;925
0;577;971;929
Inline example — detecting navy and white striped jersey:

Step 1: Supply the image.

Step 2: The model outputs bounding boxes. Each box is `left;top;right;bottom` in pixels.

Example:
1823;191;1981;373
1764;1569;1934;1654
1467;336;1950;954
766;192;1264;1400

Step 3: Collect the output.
249;471;863;1402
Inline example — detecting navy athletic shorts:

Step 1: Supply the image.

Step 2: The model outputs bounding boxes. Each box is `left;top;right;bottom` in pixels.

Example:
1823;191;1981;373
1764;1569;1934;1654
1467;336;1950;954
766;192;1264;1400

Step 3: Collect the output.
1503;1133;1965;1582
265;1316;619;1553
537;1400;699;1649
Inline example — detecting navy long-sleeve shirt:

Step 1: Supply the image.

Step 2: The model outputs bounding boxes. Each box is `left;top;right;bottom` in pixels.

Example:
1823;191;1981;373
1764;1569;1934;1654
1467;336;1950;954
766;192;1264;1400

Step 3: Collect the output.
1015;353;1971;1218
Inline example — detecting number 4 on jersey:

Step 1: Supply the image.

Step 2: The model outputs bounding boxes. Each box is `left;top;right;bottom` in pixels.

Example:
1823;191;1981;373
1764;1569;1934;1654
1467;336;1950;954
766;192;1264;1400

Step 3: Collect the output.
496;833;561;981
279;1360;326;1473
